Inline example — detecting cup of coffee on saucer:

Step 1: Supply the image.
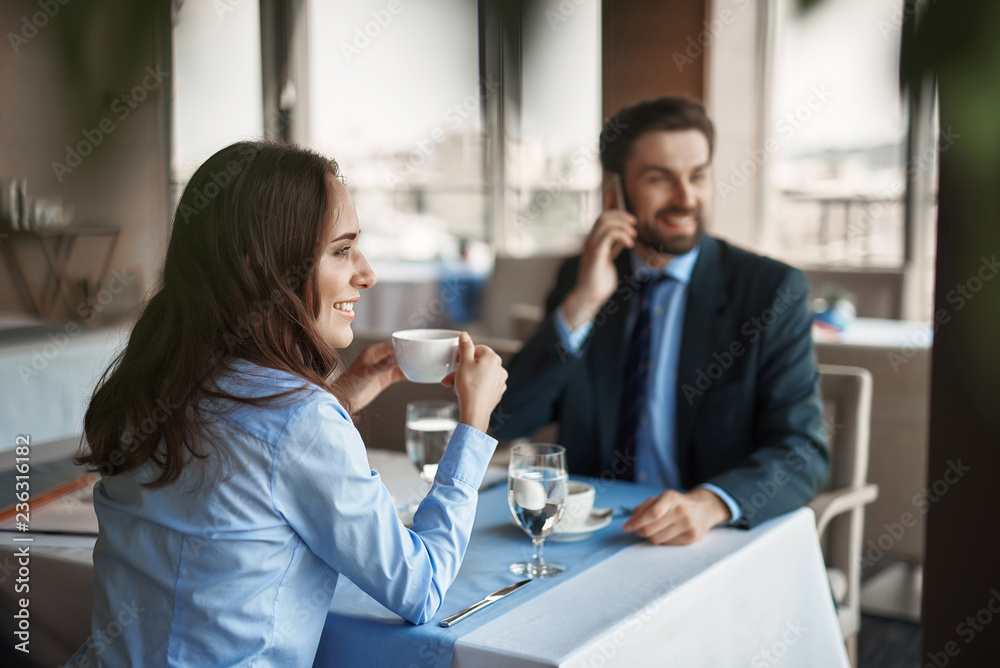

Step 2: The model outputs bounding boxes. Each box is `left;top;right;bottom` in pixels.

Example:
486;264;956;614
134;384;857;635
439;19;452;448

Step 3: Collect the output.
392;329;461;383
551;481;612;542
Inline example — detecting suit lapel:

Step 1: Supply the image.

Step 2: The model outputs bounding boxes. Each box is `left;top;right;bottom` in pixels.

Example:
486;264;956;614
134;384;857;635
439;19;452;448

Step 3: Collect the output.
675;236;729;480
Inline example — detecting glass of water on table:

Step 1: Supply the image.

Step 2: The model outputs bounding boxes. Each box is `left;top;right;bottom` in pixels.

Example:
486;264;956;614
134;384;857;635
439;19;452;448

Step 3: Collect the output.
508;443;568;579
405;400;459;490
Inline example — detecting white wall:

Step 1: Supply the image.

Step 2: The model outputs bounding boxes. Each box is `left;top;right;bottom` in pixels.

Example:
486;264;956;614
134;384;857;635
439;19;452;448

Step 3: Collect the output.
704;0;766;252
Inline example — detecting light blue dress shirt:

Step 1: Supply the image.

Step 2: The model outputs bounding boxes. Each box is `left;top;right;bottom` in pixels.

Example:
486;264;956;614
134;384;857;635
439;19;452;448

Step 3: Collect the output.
555;247;743;523
67;360;496;667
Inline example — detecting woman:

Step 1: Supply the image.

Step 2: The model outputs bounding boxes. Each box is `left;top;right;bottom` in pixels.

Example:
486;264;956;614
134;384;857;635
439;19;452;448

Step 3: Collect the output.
68;141;507;666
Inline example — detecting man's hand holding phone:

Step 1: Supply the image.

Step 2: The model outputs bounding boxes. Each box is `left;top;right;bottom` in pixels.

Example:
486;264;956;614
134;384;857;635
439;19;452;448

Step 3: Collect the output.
560;174;636;329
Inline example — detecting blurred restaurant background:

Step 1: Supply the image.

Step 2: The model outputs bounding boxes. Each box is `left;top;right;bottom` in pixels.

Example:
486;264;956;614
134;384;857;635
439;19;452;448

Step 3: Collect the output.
2;0;998;666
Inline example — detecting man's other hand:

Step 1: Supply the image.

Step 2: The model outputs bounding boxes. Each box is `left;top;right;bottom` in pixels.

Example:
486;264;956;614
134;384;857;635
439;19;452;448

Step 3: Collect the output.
623;488;732;545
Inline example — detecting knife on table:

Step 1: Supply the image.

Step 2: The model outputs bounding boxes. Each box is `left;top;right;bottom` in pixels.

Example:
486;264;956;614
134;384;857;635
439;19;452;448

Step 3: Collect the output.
438;579;532;627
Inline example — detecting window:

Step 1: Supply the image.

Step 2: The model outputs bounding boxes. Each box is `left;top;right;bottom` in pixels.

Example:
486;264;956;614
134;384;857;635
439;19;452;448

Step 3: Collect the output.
170;0;603;289
504;0;603;257
308;0;484;263
307;0;603;261
766;0;915;269
171;0;263;204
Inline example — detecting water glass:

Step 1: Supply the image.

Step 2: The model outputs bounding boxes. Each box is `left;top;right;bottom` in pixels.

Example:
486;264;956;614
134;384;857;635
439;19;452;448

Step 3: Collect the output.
405;400;459;484
507;443;568;579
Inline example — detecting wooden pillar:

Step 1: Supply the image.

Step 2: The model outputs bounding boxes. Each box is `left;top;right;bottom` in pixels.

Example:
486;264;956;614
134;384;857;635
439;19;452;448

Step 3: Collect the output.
601;0;707;119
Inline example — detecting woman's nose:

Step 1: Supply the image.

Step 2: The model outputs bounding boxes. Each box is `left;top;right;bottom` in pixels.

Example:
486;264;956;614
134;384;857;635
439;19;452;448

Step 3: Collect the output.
353;253;376;289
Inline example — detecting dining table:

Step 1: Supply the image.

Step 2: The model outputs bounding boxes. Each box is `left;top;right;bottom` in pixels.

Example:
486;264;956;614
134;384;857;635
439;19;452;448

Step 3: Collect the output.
0;447;849;667
316;451;850;667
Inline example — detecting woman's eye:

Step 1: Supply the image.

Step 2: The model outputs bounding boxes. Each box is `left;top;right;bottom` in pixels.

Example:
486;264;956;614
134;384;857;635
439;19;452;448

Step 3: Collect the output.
334;246;351;257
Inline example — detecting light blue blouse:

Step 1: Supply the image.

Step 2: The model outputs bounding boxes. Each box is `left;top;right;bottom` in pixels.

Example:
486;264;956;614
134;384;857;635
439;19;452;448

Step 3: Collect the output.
67;361;496;667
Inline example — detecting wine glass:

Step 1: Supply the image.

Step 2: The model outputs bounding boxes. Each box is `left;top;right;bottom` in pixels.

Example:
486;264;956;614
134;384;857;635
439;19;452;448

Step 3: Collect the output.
507;443;568;579
405;400;458;487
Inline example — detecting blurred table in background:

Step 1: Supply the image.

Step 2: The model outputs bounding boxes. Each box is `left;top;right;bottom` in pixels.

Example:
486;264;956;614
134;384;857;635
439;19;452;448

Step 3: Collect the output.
0;319;128;452
1;226;120;321
354;260;486;333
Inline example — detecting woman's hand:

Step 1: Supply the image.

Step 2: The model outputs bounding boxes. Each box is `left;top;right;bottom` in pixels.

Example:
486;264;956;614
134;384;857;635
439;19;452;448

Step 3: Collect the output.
334;341;405;413
441;332;507;433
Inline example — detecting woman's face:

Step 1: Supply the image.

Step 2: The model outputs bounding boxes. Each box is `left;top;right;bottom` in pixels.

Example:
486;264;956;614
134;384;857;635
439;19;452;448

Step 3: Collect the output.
314;178;376;348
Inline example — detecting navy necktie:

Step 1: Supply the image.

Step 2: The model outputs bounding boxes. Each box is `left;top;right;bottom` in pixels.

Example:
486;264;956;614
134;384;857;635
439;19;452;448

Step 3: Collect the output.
616;274;676;481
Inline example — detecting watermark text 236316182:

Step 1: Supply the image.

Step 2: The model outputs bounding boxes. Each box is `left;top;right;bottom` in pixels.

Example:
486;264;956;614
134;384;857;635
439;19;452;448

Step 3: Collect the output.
11;434;33;654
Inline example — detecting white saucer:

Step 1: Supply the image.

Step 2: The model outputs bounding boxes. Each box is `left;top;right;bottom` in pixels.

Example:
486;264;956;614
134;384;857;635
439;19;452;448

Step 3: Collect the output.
549;509;613;542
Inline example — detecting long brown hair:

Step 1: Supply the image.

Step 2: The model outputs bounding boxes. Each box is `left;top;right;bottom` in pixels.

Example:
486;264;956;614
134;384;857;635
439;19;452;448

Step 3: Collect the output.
78;141;345;486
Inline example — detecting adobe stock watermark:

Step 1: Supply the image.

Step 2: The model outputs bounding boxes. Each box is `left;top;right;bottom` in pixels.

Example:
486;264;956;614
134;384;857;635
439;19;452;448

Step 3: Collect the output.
219;255;317;354
941;253;997;311
406;636;449;668
750;620;806;668
846;125;960;246
177;144;260;224
7;0;72;54
717;85;834;203
17;269;136;385
93;395;182;477
213;0;250;19
515;117;629;238
271;571;339;644
553;257;651;366
672;0;752;73
888;252;997;372
384;76;501;188
407;276;471;328
877;0;935;39
544;0;594;30
680;284;801;404
736;433;831;524
577;580;677;667
860;458;970;571
63;599;145;667
51;64;168;182
340;0;410;63
921;586;1000;668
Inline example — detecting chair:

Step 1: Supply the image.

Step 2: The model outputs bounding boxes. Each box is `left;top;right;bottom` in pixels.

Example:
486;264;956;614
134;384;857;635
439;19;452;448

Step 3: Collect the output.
808;364;879;667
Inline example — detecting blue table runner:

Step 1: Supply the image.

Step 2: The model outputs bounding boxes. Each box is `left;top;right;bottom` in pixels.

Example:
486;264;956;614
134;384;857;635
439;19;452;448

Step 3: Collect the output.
313;477;664;668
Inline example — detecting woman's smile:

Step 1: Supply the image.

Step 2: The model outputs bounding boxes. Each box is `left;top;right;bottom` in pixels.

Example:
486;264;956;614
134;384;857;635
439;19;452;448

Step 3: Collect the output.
333;299;357;319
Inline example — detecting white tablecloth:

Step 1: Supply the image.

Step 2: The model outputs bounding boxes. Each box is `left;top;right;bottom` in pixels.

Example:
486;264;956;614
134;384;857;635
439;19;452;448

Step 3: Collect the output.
454;509;847;667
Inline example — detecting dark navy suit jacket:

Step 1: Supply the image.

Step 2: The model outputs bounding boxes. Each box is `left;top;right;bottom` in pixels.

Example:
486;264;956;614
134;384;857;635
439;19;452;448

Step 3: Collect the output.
492;235;828;528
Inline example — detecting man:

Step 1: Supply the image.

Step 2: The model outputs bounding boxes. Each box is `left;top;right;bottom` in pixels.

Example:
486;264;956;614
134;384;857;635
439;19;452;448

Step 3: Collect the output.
493;96;828;545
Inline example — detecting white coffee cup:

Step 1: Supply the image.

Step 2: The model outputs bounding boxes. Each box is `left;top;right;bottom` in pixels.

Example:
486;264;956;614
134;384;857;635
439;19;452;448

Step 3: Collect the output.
392;329;461;383
558;481;596;531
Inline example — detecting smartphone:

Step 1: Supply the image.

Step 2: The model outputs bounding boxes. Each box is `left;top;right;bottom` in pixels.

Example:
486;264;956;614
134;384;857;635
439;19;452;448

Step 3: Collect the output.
604;172;626;212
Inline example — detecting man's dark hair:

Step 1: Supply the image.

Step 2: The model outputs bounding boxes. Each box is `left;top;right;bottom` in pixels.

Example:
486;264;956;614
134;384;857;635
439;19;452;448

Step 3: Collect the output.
599;96;715;175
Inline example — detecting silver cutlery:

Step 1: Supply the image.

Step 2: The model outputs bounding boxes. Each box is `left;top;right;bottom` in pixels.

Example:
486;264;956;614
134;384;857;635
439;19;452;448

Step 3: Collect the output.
438;579;532;627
